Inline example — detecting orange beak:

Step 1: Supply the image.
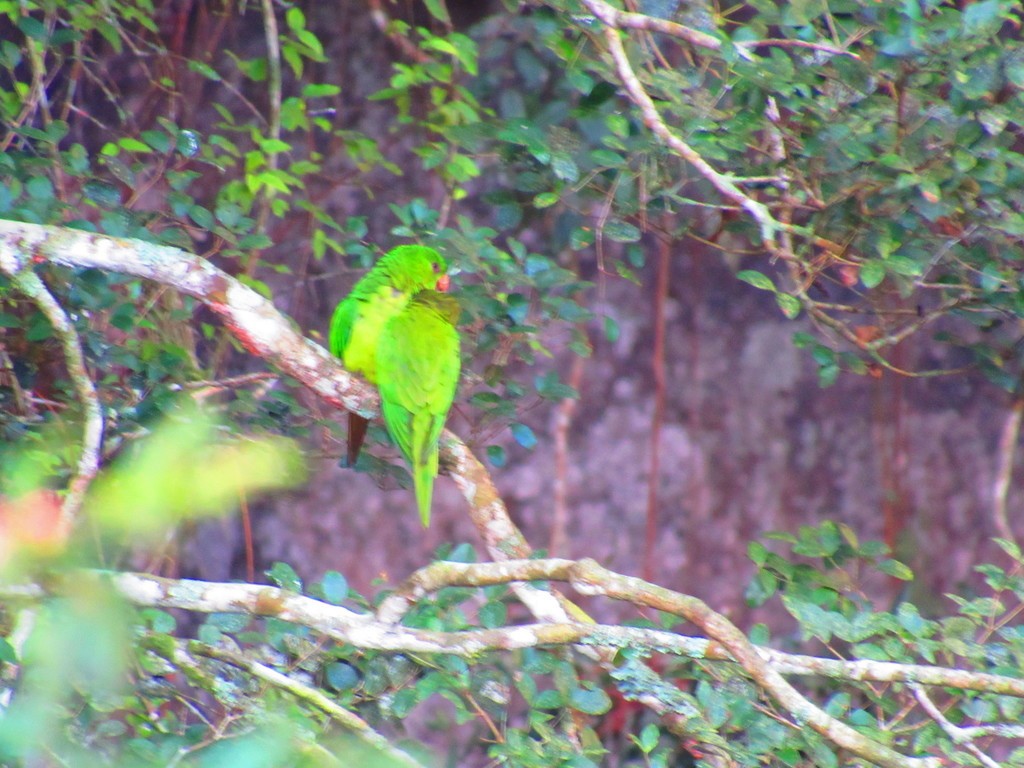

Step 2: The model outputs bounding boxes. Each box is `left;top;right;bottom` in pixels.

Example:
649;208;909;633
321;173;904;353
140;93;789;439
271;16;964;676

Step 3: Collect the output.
436;274;450;292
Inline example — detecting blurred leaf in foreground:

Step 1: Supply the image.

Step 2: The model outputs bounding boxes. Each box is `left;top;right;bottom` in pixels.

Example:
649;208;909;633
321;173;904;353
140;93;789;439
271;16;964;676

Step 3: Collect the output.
86;399;305;538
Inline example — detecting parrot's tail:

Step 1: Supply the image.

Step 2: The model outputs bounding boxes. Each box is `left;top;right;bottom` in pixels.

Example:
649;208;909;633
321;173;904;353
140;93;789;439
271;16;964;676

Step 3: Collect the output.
415;467;434;527
414;443;440;527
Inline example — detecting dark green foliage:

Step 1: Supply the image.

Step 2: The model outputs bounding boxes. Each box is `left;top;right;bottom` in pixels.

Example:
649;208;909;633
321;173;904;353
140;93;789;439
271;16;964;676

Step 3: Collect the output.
7;528;1024;765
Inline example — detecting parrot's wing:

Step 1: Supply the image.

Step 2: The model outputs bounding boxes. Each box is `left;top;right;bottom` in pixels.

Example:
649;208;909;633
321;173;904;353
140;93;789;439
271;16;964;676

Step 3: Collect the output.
378;321;458;462
328;296;356;359
328;296;370;465
378;297;460;524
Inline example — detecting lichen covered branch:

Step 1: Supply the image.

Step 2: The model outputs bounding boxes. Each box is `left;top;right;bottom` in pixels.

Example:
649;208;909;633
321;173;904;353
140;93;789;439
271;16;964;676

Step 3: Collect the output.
0;256;103;525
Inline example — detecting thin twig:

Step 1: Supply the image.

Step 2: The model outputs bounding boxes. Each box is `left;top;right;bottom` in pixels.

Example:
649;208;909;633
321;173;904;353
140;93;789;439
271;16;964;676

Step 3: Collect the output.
993;396;1023;542
0;345;36;417
171;371;279;395
576;0;721;51
207;0;282;377
910;684;1001;768
239;485;255;583
144;636;425;767
191;642;428;768
550;353;585;556
368;0;432;63
256;0;282;238
576;0;860;59
581;2;786;251
738;37;860;59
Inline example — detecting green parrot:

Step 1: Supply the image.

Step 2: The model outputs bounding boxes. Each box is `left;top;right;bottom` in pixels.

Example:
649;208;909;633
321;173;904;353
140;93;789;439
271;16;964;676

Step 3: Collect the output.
377;290;461;526
328;245;449;465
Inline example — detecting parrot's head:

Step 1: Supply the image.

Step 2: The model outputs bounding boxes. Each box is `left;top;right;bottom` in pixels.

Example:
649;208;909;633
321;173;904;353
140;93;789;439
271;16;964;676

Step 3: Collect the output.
382;245;450;294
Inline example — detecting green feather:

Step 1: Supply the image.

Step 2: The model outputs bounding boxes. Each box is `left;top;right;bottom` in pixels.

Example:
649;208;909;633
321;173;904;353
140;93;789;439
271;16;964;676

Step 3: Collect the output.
377;290;461;526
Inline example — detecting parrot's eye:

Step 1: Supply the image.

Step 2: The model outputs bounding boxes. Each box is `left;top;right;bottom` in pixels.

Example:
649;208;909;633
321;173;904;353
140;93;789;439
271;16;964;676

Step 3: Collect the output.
431;262;441;273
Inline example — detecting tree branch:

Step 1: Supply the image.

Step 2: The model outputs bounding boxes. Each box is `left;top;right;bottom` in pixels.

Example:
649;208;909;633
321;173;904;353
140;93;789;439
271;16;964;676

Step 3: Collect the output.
1;257;103;526
575;0;859;59
576;0;721;51
993;396;1023;542
186;641;428;768
568;558;941;768
9;561;1021;767
910;684;1000;768
4;565;1022;700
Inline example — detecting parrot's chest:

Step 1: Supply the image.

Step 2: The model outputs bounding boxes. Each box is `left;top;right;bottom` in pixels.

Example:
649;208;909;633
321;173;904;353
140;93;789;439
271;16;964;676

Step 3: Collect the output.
343;286;409;382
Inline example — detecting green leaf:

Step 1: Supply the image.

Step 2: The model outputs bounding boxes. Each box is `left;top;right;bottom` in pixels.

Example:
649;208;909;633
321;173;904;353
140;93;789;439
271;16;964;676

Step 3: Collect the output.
506;292;530;324
551;152;579;183
17;16;47;40
775;293;801;319
188;204;214;229
736;269;775;291
886;255;922;277
26;176;54;200
486;445;506;467
0;638;17;663
422;0;451;24
445;542;477;563
510;423;537;450
533;191;559;209
259;138;292;154
197;624;222;646
994;537;1022;562
320;571;348;604
878;559;914;581
325;662;359;691
140;609;177;634
140;130;170;153
285;7;307;30
963;0;1004;35
603;315;619;343
177;130;201;157
187;60;221;81
817;362;839;387
748;541;768;567
479;600;507;629
238;233;273;250
638;722;659;754
860;260;886;288
603;219;641;243
267;562;303;593
535;370;578;400
118;137;151;153
533;689;563;709
83;181;121;208
568;686;612;715
606;113;629;138
207;612;250;633
303;83;341;98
